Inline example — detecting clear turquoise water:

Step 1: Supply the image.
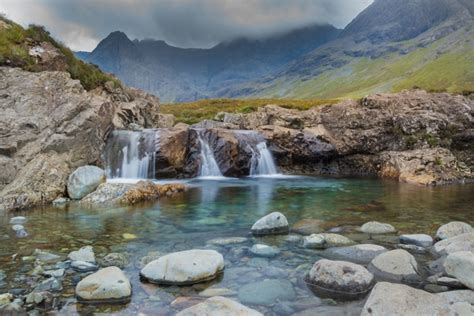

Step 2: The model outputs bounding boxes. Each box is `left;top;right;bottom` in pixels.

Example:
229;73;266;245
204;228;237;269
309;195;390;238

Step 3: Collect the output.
0;177;473;314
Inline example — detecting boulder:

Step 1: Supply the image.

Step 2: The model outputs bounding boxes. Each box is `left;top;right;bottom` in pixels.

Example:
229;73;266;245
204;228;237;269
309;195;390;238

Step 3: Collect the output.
399;234;433;247
444;251;474;290
68;246;96;263
361;282;450;315
432;233;474;257
368;249;422;284
238;279;296;306
303;233;354;249
322;244;387;265
67;166;105;200
436;222;472;240
75;267;131;303
176;296;262;316
251;212;289;235
437;290;474;305
360;221;396;234
305;259;374;300
140;250;224;285
250;244;280;257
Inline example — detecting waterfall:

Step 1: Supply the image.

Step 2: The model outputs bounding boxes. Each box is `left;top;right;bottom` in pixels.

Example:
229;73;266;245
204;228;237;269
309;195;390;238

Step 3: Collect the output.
105;130;157;179
196;131;223;177
250;142;279;176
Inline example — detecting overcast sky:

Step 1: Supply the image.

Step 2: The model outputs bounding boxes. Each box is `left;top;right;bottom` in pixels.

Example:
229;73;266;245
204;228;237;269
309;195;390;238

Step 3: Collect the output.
0;0;373;51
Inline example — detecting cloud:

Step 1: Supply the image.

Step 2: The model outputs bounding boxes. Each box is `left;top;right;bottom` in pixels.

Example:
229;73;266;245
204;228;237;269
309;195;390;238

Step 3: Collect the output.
0;0;373;51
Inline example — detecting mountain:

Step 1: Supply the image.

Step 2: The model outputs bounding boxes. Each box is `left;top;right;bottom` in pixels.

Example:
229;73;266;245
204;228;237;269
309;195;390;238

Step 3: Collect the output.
79;24;341;102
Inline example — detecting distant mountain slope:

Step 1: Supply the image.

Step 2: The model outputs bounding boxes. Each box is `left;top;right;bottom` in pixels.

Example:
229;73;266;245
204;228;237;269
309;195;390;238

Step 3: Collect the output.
79;24;341;102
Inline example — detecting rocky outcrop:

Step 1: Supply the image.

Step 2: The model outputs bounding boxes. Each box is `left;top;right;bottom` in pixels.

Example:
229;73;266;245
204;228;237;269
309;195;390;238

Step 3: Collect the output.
0;67;159;211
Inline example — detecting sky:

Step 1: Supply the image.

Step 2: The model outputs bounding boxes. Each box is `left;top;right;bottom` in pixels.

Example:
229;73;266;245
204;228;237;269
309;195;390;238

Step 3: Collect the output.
0;0;373;51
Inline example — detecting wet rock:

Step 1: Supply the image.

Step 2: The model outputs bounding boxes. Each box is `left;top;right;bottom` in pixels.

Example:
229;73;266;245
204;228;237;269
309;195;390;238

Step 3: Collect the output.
9;216;26;225
80;183;132;204
11;224;24;232
198;288;236;297
251;212;289;235
428;256;447;275
140;250;224;285
424;284;449;293
250;244;280;257
303;233;354;249
432;233;474;257
206;237;248;246
26;291;54;310
52;197;70;206
67;166;106;200
436;221;472;240
35;277;62;292
71;261;98;272
0;293;13;306
238;279;296;306
399;234;433;247
361;282;450;315
122;233;137;240
138;251;162;269
436;277;465;289
0;301;25;314
368;249;422;285
99;253;129;269
305;259;374;300
76;267;132;303
397;243;428;254
34;249;63;264
43;269;65;278
360;221;396;234
444;251;474;290
292;219;324;235
322;244;387;265
68;246;96;263
177;296;262;316
0;270;5;282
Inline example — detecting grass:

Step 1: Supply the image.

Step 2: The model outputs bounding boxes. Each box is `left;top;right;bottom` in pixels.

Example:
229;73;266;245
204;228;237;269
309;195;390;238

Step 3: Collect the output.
161;98;338;124
0;15;120;90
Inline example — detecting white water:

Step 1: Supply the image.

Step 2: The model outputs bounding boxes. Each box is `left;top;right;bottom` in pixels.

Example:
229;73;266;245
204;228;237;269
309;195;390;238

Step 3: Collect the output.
197;131;223;177
250;142;279;176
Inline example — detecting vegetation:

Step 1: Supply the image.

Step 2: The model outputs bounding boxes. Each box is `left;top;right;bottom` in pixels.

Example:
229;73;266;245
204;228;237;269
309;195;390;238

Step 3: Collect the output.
161;98;338;124
0;15;119;90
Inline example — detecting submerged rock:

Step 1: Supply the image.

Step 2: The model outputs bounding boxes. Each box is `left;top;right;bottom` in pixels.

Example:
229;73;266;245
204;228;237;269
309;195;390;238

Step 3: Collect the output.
177;296;262;316
306;259;374;300
399;234;433;247
432;232;474;257
68;246;96;263
238;279;296;306
368;249;422;285
444;251;474;290
34;249;63;264
99;253;129;269
292;219;324;235
322;244;387;265
251;212;289;235
303;233;354;249
436;222;472;240
9;216;26;225
140;250;224;285
360;221;396;234
206;237;248;246
250;244;280;257
75;267;131;303
67;166;105;200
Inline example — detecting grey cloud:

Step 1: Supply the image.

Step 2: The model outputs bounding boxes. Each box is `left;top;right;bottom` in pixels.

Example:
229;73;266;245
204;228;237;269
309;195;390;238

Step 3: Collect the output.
0;0;373;51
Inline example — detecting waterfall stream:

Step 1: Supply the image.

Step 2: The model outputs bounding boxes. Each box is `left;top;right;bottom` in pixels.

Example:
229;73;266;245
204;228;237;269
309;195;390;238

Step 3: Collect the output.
250;142;278;176
196;131;223;177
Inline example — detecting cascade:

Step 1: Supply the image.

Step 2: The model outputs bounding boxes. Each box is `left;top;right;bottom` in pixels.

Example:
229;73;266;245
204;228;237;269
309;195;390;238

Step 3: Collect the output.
196;130;223;177
250;142;278;176
104;130;157;179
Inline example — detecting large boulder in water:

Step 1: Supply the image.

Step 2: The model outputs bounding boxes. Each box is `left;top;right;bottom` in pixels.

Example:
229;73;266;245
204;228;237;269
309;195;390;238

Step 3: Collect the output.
251;212;289;235
444;251;474;290
436;221;472;240
368;249;422;285
140;250;224;285
176;296;262;316
67;166;105;200
432;233;474;257
75;267;131;303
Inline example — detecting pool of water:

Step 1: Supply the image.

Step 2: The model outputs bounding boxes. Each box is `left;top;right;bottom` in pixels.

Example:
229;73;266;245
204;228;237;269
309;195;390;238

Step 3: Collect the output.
1;176;473;314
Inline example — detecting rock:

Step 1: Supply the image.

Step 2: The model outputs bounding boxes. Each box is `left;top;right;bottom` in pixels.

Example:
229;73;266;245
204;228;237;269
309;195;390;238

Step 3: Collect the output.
206;237;248;246
449;302;474;315
9;216;26;225
432;233;474;257
75;267;131;303
99;253;129;269
67;166;105;200
43;269;65;278
305;259;375;300
360;221;396;234
322;244;387;264
122;233;137;240
35;277;62;292
444;251;474;290
251;212;289;235
26;291;54;310
368;249;422;284
0;293;13;306
68;246;96;263
399;234;433;247
303;233;354;249
361;282;450;315
198;288;236;297
11;225;24;232
238;279;296;306
176;296;262;316
34;249;63;263
80;183;132;204
397;243;428;254
71;261;98;272
0;270;5;282
52;197;70;205
436;222;472;240
140;250;224;285
292;219;324;235
0;301;25;314
437;290;474;305
250;244;280;257
436;277;465;289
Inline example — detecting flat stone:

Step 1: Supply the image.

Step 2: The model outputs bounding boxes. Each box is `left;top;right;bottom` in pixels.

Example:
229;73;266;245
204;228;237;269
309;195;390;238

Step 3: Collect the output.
9;217;26;225
75;267;131;303
206;237;248;246
34;249;63;263
35;277;62;292
140;250;224;285
368;249;422;284
71;260;98;272
303;233;354;249
360;221;396;234
251;212;289;235
292;219;324;235
432;233;474;257
177;296;262;316
43;269;65;278
306;259;374;300
436;222;472;240
322;244;387;265
198;288;237;297
238;279;296;306
444;251;474;290
399;234;433;247
250;244;280;257
68;246;95;263
67;165;106;200
436;277;465;289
